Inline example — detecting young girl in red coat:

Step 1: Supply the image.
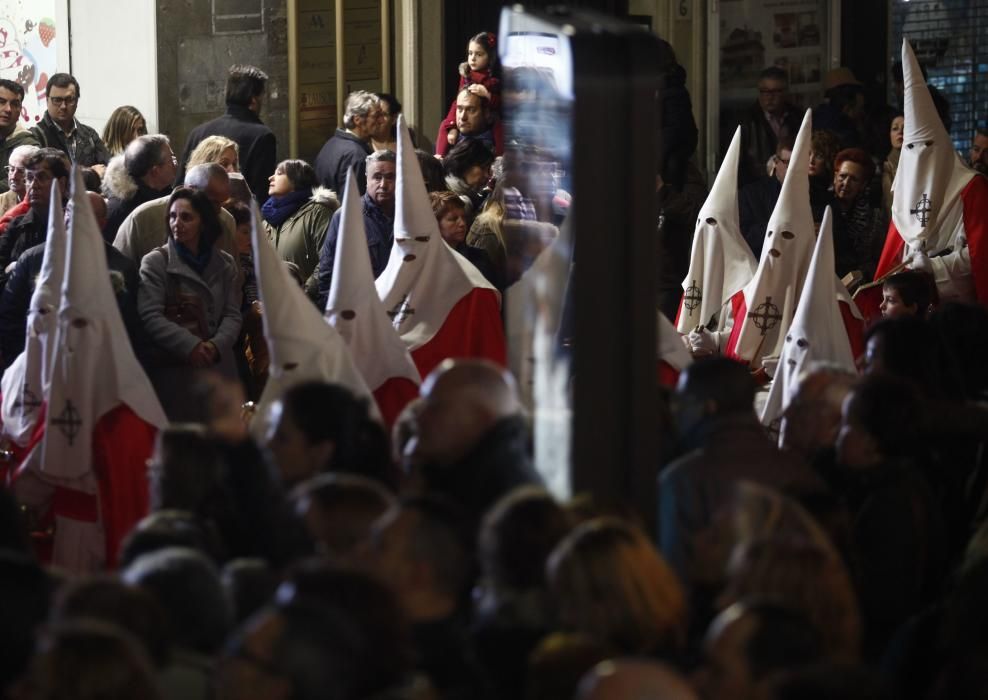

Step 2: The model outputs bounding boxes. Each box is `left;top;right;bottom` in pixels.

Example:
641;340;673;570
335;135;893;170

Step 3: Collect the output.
435;31;503;158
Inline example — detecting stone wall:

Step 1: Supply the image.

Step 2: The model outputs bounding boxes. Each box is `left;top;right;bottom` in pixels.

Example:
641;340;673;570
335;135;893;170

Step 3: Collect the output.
156;0;290;161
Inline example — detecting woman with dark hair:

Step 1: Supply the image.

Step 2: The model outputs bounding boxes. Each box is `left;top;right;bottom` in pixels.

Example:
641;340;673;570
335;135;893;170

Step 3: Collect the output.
138;188;242;421
262;158;339;296
372;93;402;152
265;380;394;488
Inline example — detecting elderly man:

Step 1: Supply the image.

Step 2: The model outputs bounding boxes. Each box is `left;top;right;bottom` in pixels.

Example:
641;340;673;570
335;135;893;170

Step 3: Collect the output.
0;79;39;196
0;149;70;278
0;144;39;217
436;87;500;159
113;163;237;266
315;150;396;308
179;65;276;203
314;91;384;196
102;135;178;243
407;359;541;525
736;67;801;186
28;73;110;176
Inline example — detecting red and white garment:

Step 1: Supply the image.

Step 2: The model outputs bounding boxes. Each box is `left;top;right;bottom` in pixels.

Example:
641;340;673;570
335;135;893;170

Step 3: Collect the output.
375;115;506;379
326;168;421;426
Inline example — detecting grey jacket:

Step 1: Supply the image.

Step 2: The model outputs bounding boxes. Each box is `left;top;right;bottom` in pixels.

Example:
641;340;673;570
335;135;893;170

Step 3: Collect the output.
138;239;242;366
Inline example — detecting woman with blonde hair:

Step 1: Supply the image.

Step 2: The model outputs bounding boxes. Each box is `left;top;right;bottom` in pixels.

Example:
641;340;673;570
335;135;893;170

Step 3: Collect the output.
102;105;147;156
547;517;686;657
186;136;253;203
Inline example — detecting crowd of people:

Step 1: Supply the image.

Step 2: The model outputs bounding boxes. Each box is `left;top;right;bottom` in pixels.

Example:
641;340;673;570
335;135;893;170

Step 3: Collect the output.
0;24;985;700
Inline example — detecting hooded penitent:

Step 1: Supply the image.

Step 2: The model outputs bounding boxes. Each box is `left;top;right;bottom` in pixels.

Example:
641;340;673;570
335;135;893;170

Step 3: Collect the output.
726;109;817;368
41;167;167;570
868;38;988;312
1;181;66;447
251;200;375;433
676;126;756;333
760;206;863;430
326;168;420;426
375;115;506;377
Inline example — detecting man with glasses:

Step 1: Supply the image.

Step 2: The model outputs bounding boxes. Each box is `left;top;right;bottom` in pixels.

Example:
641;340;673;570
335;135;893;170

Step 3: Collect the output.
736;67;801;187
0;145;39;219
0;79;39;195
0;148;70;282
28;73;110;178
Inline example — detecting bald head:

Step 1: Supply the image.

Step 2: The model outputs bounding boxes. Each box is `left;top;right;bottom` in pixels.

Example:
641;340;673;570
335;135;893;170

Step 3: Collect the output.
576;660;698;700
184;162;231;207
780;366;856;457
415;360;521;465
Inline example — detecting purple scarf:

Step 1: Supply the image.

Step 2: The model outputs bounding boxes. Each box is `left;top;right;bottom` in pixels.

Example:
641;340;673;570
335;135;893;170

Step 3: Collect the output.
261;189;312;227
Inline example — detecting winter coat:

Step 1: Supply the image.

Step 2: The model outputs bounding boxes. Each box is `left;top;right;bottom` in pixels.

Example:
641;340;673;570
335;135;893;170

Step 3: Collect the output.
112;196;238;268
314;129;373;196
263;187;339;290
178;105;277;204
138;239;242;421
314;193;394;309
0;124;39;194
736;101;802;187
0;208;47;284
29;112;110;168
102;157;174;244
0;241;144;371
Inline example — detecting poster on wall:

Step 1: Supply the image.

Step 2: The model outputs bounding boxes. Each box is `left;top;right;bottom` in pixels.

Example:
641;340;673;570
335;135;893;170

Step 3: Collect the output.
0;0;57;126
717;0;831;160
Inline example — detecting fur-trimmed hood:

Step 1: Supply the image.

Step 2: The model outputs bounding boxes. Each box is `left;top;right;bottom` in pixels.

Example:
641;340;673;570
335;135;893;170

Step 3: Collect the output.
100;154;137;201
311;185;340;212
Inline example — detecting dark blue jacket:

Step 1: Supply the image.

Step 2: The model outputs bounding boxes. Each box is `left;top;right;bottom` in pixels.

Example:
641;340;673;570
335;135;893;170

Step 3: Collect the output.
314;193;394;310
314;129;373;196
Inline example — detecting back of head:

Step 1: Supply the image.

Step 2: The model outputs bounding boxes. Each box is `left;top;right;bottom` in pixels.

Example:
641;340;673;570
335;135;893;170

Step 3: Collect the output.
225;64;268;107
184;161;229;191
547;517;685;655
271;562;412;699
399;495;472;602
723;537;860;661
291;473;396;559
119;509;221;566
121;546;233;655
221;558;280;624
576;659;699;700
444;138;495;181
15;619;163;700
149;424;225;512
677;356;756;415
187;135;239;170
479;485;572;592
416;149;447;192
0;551;51;690
123;134;169;180
863;316;959;399
51;577;170;666
844;372;925;460
25;147;71;181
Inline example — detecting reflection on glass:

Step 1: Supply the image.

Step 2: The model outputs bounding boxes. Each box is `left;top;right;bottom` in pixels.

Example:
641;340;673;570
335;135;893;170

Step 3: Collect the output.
499;10;574;499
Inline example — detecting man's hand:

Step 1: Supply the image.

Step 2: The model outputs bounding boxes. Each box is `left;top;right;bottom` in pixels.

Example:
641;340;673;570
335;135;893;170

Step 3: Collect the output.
905;249;934;274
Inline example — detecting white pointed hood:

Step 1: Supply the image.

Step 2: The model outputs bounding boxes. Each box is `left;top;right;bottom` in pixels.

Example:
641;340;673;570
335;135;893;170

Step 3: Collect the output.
760;206;860;427
1;181;67;445
251;201;375;431
41;167;167;483
892;39;974;248
375;115;498;349
677;127;756;333
326;168;420;393
731;109;817;367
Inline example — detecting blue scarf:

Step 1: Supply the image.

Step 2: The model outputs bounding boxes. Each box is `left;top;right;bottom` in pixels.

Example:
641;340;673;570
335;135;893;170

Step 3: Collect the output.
175;240;213;275
261;189;312;227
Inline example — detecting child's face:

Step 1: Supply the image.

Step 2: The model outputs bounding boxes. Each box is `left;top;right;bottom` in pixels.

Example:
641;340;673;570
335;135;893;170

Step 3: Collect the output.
467;41;489;72
880;285;914;319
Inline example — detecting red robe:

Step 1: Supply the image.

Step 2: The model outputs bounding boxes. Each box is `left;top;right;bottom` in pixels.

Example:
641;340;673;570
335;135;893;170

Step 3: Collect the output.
409;288;507;379
858;175;988;322
372;377;420;428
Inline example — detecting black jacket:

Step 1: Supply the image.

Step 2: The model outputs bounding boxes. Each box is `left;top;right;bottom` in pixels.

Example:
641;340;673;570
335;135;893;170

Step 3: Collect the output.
736;102;802;187
738;175;782;259
29;112;110;168
104;181;173;244
0;209;48;282
0;241;145;371
314;129;373;196
178;105;276;204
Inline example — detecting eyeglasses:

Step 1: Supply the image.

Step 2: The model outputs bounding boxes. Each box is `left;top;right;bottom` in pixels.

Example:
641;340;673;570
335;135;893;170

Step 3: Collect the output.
49;96;78;107
25;170;54;185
